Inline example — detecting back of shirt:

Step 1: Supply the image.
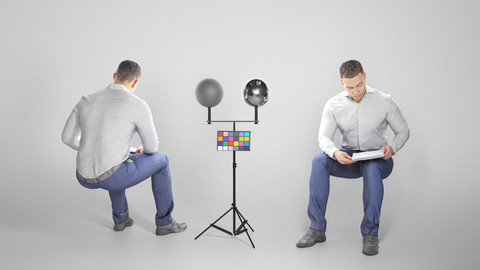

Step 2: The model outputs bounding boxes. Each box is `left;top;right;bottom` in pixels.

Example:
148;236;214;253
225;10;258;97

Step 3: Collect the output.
62;83;158;178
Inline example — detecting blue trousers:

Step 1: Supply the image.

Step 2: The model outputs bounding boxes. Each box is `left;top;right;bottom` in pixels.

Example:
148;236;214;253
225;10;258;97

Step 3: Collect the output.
77;152;174;226
308;149;393;236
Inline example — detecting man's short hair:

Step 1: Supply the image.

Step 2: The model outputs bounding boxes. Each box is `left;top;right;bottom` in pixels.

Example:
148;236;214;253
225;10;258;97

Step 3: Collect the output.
115;60;141;82
339;60;364;79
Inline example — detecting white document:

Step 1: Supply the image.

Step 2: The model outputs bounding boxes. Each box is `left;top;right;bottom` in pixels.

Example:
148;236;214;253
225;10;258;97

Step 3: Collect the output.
351;150;385;162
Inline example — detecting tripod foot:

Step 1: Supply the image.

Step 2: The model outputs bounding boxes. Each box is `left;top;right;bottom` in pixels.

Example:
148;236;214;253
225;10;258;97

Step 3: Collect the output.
195;208;233;240
195;206;255;248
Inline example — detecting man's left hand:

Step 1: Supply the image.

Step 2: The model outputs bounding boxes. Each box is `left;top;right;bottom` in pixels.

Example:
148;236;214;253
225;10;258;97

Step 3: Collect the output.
381;145;394;160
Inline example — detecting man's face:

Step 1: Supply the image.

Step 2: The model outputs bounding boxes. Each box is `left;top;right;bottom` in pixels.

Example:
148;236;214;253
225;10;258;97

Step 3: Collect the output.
341;72;366;103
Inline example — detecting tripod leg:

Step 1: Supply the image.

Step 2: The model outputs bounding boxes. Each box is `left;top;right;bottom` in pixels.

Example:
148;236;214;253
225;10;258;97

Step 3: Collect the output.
195;208;233;240
244;229;255;248
234;210;248;234
211;224;233;236
234;209;255;248
235;208;254;232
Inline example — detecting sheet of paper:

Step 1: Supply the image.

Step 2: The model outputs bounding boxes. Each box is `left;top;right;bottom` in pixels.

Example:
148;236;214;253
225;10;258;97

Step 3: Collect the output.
351;150;385;162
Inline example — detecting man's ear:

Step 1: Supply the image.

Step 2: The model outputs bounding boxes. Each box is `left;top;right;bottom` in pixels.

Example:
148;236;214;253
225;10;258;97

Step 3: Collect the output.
113;73;117;81
131;79;139;89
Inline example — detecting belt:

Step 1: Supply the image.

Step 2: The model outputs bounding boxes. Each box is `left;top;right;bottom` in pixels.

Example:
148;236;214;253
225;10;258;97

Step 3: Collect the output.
77;159;133;184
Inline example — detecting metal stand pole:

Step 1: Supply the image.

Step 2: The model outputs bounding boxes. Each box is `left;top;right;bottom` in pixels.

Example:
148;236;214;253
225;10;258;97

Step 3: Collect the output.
195;116;256;248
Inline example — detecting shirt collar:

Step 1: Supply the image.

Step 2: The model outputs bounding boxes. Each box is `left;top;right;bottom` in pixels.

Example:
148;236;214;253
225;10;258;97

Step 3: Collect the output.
107;83;129;92
365;84;374;94
341;84;374;97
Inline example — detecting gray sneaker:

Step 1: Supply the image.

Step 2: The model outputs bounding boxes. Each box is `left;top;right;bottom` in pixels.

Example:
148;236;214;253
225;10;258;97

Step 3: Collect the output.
296;228;326;248
362;233;379;255
156;220;187;235
113;218;133;231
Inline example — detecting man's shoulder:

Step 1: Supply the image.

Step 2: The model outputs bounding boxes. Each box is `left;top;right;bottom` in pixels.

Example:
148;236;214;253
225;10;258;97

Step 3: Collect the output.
86;84;145;101
80;85;112;99
365;86;398;110
325;91;348;105
367;85;392;100
76;85;148;111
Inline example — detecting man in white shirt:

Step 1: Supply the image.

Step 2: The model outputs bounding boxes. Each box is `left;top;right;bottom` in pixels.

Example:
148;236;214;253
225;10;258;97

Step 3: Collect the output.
296;60;409;255
62;60;186;235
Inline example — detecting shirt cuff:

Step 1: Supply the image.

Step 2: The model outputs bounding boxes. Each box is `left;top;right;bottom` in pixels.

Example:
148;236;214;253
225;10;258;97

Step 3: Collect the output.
326;147;339;159
389;144;398;154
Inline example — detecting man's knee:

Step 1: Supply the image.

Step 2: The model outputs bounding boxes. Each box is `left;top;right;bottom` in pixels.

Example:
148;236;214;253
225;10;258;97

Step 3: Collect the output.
152;152;168;164
363;159;380;170
362;159;393;179
139;152;169;167
312;153;329;168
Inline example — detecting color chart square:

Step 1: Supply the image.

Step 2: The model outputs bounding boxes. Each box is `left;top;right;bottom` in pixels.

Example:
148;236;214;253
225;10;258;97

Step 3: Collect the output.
217;131;251;151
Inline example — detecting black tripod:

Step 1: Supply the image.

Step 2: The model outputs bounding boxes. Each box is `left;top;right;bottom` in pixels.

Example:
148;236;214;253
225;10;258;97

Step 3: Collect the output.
195;120;255;248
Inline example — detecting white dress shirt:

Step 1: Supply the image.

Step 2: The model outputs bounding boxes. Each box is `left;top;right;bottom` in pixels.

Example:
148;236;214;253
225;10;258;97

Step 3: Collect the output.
318;85;409;158
62;83;158;178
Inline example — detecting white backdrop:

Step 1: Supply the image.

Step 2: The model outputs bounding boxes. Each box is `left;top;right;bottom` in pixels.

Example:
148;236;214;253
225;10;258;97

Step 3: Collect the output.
1;0;479;269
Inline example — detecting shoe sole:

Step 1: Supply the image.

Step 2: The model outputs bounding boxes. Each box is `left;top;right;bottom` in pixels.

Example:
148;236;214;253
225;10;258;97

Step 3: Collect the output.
362;249;379;256
362;245;379;255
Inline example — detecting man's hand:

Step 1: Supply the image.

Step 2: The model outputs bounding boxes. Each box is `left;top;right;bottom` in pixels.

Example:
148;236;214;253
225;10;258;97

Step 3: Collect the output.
333;150;355;164
135;146;143;154
381;145;394;160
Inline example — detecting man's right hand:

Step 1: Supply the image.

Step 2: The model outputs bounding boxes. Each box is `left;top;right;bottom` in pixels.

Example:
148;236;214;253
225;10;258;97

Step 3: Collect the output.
333;150;355;164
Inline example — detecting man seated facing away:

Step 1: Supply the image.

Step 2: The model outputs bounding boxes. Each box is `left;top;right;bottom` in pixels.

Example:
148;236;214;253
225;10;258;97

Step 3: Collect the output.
296;60;409;255
62;60;186;235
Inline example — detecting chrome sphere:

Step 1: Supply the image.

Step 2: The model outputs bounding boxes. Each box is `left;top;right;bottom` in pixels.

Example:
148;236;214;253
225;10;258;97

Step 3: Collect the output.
243;79;269;107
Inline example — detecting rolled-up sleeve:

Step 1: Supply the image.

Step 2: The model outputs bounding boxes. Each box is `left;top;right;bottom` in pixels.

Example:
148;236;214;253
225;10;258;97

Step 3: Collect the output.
386;98;410;153
62;107;81;151
318;101;339;158
136;101;158;154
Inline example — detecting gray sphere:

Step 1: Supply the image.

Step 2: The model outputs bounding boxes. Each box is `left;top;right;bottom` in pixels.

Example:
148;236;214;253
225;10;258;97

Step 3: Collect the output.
243;79;269;107
195;78;223;108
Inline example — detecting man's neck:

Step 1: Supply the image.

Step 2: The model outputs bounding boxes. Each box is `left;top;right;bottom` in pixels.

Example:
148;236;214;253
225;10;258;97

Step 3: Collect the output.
113;81;134;93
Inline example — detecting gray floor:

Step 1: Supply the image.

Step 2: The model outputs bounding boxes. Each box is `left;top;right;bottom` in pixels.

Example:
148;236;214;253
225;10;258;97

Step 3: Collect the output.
3;173;478;270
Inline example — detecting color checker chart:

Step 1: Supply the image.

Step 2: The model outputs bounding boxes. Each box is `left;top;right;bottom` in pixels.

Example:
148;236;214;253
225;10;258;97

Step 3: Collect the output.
217;131;251;151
